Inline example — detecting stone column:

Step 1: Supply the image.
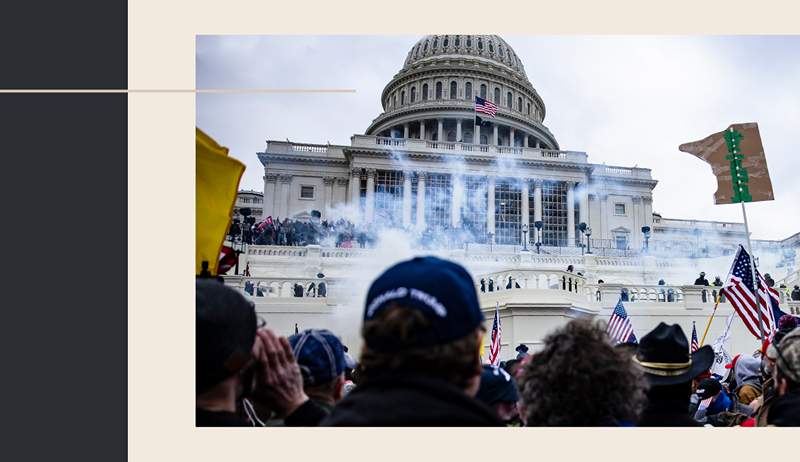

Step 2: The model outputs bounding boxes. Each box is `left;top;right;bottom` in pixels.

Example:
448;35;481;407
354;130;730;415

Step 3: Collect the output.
402;172;412;227
403;123;409;138
279;174;292;219
336;177;349;206
510;127;515;147
350;168;361;207
264;173;278;218
567;181;576;246
456;119;462;142
533;180;543;222
451;176;462;228
365;169;376;222
438;119;444;141
487;176;496;241
523;134;529;148
535;139;541;149
599;193;609;240
474;123;480;144
493;124;499;145
579;182;589;227
420;120;426;140
632;196;642;249
521;179;530;244
416;172;426;228
323;176;335;215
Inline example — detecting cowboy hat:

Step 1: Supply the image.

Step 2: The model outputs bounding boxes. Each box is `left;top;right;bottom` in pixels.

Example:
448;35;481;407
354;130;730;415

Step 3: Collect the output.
634;322;714;386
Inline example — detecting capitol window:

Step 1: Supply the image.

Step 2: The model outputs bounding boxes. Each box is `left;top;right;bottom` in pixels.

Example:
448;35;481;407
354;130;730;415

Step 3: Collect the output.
401;91;405;105
450;81;457;99
436;82;442;99
480;84;487;99
494;87;500;103
506;92;512;108
615;203;626;215
410;87;416;103
300;185;315;200
527;102;531;115
422;83;428;100
465;82;472;100
615;234;628;250
518;97;523;112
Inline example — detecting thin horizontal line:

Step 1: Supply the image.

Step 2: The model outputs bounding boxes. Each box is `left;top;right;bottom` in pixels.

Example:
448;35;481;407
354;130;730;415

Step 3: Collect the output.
0;88;356;94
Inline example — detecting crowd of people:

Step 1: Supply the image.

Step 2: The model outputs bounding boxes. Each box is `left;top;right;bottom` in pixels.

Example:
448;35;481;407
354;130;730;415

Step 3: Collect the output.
197;256;800;427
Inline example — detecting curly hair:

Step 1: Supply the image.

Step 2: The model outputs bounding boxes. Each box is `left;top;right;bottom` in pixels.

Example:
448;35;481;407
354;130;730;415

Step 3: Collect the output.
359;304;483;390
518;319;648;426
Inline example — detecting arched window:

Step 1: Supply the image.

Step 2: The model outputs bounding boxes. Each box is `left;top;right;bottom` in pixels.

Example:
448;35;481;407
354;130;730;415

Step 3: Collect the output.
477;38;483;50
507;92;513;108
436;82;442;99
443;36;449;47
401;91;405;105
518;97;523;112
527;102;531;115
410;86;416;103
489;42;494;53
422;83;428;101
455;36;460;47
393;93;397;108
466;37;472;47
433;37;438;49
465;82;472;100
450;81;457;99
494;87;500;104
480;84;487;99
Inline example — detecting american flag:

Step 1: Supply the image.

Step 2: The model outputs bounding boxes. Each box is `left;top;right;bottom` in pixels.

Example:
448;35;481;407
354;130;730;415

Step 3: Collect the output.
475;96;497;118
720;245;784;340
606;299;636;344
690;321;699;352
488;302;502;366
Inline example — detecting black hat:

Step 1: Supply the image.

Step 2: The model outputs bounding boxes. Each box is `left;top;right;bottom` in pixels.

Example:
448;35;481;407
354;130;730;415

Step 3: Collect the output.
634;322;714;386
196;279;257;393
476;365;519;406
515;343;529;354
695;378;722;400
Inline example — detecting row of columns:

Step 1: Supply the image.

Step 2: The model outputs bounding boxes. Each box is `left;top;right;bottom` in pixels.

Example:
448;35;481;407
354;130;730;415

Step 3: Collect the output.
351;168;588;245
396;118;543;147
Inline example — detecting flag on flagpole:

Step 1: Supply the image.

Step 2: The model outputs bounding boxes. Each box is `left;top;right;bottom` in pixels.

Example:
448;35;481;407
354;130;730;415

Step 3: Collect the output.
488;302;502;366
690;321;699;353
606;299;636;345
196;128;246;276
720;245;777;340
474;96;497;127
710;313;734;378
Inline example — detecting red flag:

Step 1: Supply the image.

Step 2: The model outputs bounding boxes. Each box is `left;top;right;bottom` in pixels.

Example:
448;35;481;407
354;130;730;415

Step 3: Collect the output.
218;246;237;274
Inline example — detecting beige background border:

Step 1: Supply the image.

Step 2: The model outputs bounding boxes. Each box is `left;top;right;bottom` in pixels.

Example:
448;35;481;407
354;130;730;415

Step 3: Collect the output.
130;1;800;461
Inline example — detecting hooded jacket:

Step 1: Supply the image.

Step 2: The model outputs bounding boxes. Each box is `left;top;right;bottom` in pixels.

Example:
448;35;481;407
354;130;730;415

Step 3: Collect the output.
766;388;800;426
734;356;762;405
321;374;503;427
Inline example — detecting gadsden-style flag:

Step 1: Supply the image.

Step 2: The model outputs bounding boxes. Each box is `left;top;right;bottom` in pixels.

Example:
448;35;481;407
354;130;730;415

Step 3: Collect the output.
196;128;245;276
679;122;774;205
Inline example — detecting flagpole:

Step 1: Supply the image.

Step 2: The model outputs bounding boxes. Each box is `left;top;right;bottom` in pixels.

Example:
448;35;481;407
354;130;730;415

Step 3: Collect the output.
699;294;721;347
741;200;767;348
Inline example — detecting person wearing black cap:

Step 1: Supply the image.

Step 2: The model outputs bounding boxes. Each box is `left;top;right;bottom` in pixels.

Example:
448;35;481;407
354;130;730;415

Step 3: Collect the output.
515;343;529;360
322;256;501;426
287;329;347;418
475;365;521;425
635;322;715;426
196;280;327;427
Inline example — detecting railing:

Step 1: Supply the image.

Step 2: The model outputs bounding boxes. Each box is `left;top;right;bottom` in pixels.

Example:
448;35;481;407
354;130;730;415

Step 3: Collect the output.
476;269;585;294
375;136;406;147
291;144;328;153
585;283;716;307
224;275;329;299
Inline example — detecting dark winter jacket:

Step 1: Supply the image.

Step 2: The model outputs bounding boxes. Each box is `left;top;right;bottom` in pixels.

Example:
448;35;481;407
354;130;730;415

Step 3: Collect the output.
321;374;503;427
766;388;800;426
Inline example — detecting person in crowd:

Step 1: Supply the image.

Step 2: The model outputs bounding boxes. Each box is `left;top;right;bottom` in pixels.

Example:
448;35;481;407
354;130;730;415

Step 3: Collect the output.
713;276;724;302
488;278;494;292
288;329;347;417
692;377;751;426
506;276;514;289
732;355;763;405
694;272;709;286
475;365;522;426
518;319;648;426
566;264;574;273
792;285;800;301
317;281;327;297
322;256;502;426
293;283;303;298
620;287;629;302
636;322;714;426
501;358;523;382
195;279;327;427
480;278;486;293
764;273;775;288
515;343;529;360
764;327;800;426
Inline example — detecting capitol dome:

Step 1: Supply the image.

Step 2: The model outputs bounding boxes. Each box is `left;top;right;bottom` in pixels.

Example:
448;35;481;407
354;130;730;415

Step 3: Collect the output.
365;35;558;150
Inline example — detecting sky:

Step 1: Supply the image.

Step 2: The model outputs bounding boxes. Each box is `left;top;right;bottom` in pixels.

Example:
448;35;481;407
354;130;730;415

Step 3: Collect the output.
196;35;800;240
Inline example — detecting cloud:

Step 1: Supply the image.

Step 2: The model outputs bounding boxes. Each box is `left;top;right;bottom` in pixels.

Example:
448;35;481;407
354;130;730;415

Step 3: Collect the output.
196;35;800;240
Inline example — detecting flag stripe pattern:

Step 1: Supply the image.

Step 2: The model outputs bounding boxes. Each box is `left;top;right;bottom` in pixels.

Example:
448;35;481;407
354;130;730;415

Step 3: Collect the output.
690;322;699;352
720;245;776;340
475;96;497;117
488;302;502;366
606;299;635;344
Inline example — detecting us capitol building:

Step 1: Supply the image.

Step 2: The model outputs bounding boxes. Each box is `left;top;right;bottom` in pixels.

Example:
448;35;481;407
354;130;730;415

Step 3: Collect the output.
226;35;800;358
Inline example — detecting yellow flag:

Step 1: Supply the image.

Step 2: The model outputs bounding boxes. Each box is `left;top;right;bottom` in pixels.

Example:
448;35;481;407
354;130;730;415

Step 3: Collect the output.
196;128;245;276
